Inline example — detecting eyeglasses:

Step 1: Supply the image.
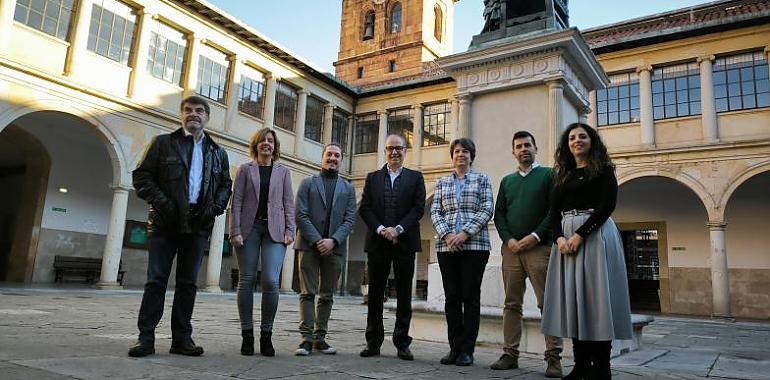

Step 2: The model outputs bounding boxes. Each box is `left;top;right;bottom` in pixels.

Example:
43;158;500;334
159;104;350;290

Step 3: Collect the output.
385;146;405;152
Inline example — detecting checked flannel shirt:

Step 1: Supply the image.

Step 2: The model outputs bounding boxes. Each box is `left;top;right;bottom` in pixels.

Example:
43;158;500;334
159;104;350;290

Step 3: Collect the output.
430;169;494;252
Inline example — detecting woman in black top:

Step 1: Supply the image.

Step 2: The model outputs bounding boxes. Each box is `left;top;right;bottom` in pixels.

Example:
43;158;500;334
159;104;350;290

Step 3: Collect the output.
541;123;632;379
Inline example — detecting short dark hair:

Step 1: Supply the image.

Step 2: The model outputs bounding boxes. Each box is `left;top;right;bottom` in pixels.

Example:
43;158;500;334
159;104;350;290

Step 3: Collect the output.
249;128;281;161
512;131;536;147
450;138;476;163
180;95;210;116
322;142;343;159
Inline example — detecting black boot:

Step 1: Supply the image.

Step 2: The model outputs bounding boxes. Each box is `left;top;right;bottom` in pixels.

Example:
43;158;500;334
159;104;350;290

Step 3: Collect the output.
241;329;254;356
588;341;612;380
563;339;590;380
260;331;275;357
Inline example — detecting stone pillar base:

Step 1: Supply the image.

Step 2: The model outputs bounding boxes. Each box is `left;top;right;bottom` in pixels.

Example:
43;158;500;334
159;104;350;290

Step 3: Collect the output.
96;281;123;290
203;286;223;293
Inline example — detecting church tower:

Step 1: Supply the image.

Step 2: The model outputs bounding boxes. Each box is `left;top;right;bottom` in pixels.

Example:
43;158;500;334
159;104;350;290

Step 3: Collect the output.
335;0;456;87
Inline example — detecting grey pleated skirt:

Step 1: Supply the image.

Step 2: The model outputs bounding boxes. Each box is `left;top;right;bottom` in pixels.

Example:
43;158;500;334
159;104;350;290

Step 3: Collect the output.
541;211;633;341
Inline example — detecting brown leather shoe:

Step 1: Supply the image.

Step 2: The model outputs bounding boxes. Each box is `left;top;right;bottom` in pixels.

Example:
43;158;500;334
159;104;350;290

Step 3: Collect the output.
169;339;204;356
490;354;518;370
545;357;563;378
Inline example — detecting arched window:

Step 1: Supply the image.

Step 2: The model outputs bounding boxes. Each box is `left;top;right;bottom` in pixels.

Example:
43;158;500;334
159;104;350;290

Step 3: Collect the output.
390;3;402;34
363;10;375;40
434;5;443;42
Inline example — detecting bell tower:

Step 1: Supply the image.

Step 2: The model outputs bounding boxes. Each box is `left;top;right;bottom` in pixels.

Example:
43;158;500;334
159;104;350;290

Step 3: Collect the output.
335;0;457;87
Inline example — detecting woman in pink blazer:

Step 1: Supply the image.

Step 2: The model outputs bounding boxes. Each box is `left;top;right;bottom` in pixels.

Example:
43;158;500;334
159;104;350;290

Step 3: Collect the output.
229;128;295;356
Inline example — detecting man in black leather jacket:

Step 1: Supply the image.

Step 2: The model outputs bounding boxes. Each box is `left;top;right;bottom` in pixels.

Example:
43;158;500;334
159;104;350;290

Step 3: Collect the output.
128;95;232;358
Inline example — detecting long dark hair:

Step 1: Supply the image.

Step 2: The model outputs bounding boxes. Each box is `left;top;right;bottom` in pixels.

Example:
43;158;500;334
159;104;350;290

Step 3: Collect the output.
553;122;614;186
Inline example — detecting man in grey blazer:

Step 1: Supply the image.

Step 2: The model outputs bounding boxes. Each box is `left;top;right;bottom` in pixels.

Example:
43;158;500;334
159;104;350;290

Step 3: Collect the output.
293;143;357;356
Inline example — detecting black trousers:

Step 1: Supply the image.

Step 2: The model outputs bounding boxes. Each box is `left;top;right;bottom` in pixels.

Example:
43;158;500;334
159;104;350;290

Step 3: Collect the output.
137;232;207;343
437;251;490;354
365;248;415;349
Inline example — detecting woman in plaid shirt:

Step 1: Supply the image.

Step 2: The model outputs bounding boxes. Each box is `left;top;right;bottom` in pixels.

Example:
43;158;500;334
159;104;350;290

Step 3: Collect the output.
430;138;494;367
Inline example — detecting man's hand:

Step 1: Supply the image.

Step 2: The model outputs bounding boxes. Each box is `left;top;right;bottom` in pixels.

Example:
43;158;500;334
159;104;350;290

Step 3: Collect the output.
566;234;583;253
518;234;538;251
315;238;335;256
506;238;521;253
230;234;244;248
556;237;570;255
382;227;399;242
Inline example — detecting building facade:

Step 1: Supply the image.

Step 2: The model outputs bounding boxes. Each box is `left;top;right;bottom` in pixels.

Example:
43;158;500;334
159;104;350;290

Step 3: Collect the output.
0;0;767;319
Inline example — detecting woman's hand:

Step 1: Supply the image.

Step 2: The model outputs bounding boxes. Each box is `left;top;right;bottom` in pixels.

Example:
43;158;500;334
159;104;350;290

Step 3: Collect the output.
566;234;583;253
284;232;294;246
230;234;244;248
448;231;469;251
556;237;570;255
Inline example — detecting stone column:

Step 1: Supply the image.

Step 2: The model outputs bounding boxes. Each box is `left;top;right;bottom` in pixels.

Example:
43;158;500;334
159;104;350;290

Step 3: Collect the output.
698;55;718;143
223;56;241;132
450;96;460;140
263;75;278;128
588;90;598;127
63;0;95;77
204;211;227;293
637;65;655;146
98;185;131;289
182;36;202;98
546;81;564;159
293;89;308;158
0;0;18;54
708;221;732;318
280;247;296;292
322;103;335;144
457;94;472;139
127;10;154;98
411;104;424;168
377;110;388;167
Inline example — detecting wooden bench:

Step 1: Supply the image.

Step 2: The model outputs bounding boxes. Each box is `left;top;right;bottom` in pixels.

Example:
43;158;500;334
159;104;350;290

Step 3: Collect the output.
53;256;125;285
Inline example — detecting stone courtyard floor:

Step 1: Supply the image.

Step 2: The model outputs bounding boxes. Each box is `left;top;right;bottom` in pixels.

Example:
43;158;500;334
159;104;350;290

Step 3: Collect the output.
1;286;768;379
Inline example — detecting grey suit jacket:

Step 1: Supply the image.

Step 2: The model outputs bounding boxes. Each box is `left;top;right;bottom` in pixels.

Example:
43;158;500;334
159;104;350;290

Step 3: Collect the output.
294;174;357;256
229;161;296;243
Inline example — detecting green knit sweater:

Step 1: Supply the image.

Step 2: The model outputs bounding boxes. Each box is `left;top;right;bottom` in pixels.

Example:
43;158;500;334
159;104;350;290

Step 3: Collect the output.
494;166;553;245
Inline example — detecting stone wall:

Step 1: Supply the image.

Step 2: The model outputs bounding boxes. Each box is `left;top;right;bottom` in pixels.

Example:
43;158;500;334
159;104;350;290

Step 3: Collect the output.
668;267;770;319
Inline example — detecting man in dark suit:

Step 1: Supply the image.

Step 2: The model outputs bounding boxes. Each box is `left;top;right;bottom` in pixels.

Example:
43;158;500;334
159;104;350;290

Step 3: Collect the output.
293;143;357;356
358;134;426;360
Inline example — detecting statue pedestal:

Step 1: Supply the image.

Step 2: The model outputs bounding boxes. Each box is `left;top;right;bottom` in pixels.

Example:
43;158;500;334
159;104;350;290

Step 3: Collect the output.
397;28;651;356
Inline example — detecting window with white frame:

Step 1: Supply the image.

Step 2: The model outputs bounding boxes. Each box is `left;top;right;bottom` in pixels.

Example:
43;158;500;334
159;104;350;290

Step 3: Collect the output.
387;108;413;148
87;0;137;65
355;113;378;154
332;109;350;153
304;95;325;143
146;22;186;86
652;62;701;120
14;0;75;40
713;51;770;112
596;72;640;126
238;66;266;119
196;45;230;104
274;81;298;131
422;102;450;146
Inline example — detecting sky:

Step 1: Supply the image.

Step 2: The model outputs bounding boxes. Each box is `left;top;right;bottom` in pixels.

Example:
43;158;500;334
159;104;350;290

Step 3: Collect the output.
206;0;709;73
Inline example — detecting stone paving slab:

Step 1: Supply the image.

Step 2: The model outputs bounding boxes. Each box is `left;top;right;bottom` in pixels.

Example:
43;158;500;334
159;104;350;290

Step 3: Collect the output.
2;287;770;379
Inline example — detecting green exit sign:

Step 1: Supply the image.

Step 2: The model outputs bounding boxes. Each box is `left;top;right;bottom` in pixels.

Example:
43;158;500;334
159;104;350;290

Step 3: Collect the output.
52;207;67;213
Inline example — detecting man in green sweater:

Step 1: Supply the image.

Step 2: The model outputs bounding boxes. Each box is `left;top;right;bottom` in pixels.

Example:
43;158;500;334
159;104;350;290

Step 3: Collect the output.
490;131;563;377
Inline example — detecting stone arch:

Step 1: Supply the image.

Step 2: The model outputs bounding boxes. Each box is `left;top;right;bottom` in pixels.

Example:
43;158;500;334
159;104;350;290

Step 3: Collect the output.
718;159;770;218
0;99;131;188
617;167;716;220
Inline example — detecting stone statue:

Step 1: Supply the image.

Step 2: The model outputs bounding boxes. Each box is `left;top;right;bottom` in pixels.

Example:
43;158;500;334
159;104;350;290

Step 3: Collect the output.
482;0;502;32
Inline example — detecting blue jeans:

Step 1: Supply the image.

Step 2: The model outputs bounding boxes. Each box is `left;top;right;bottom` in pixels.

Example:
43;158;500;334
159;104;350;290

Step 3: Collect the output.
236;220;286;332
137;232;206;343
